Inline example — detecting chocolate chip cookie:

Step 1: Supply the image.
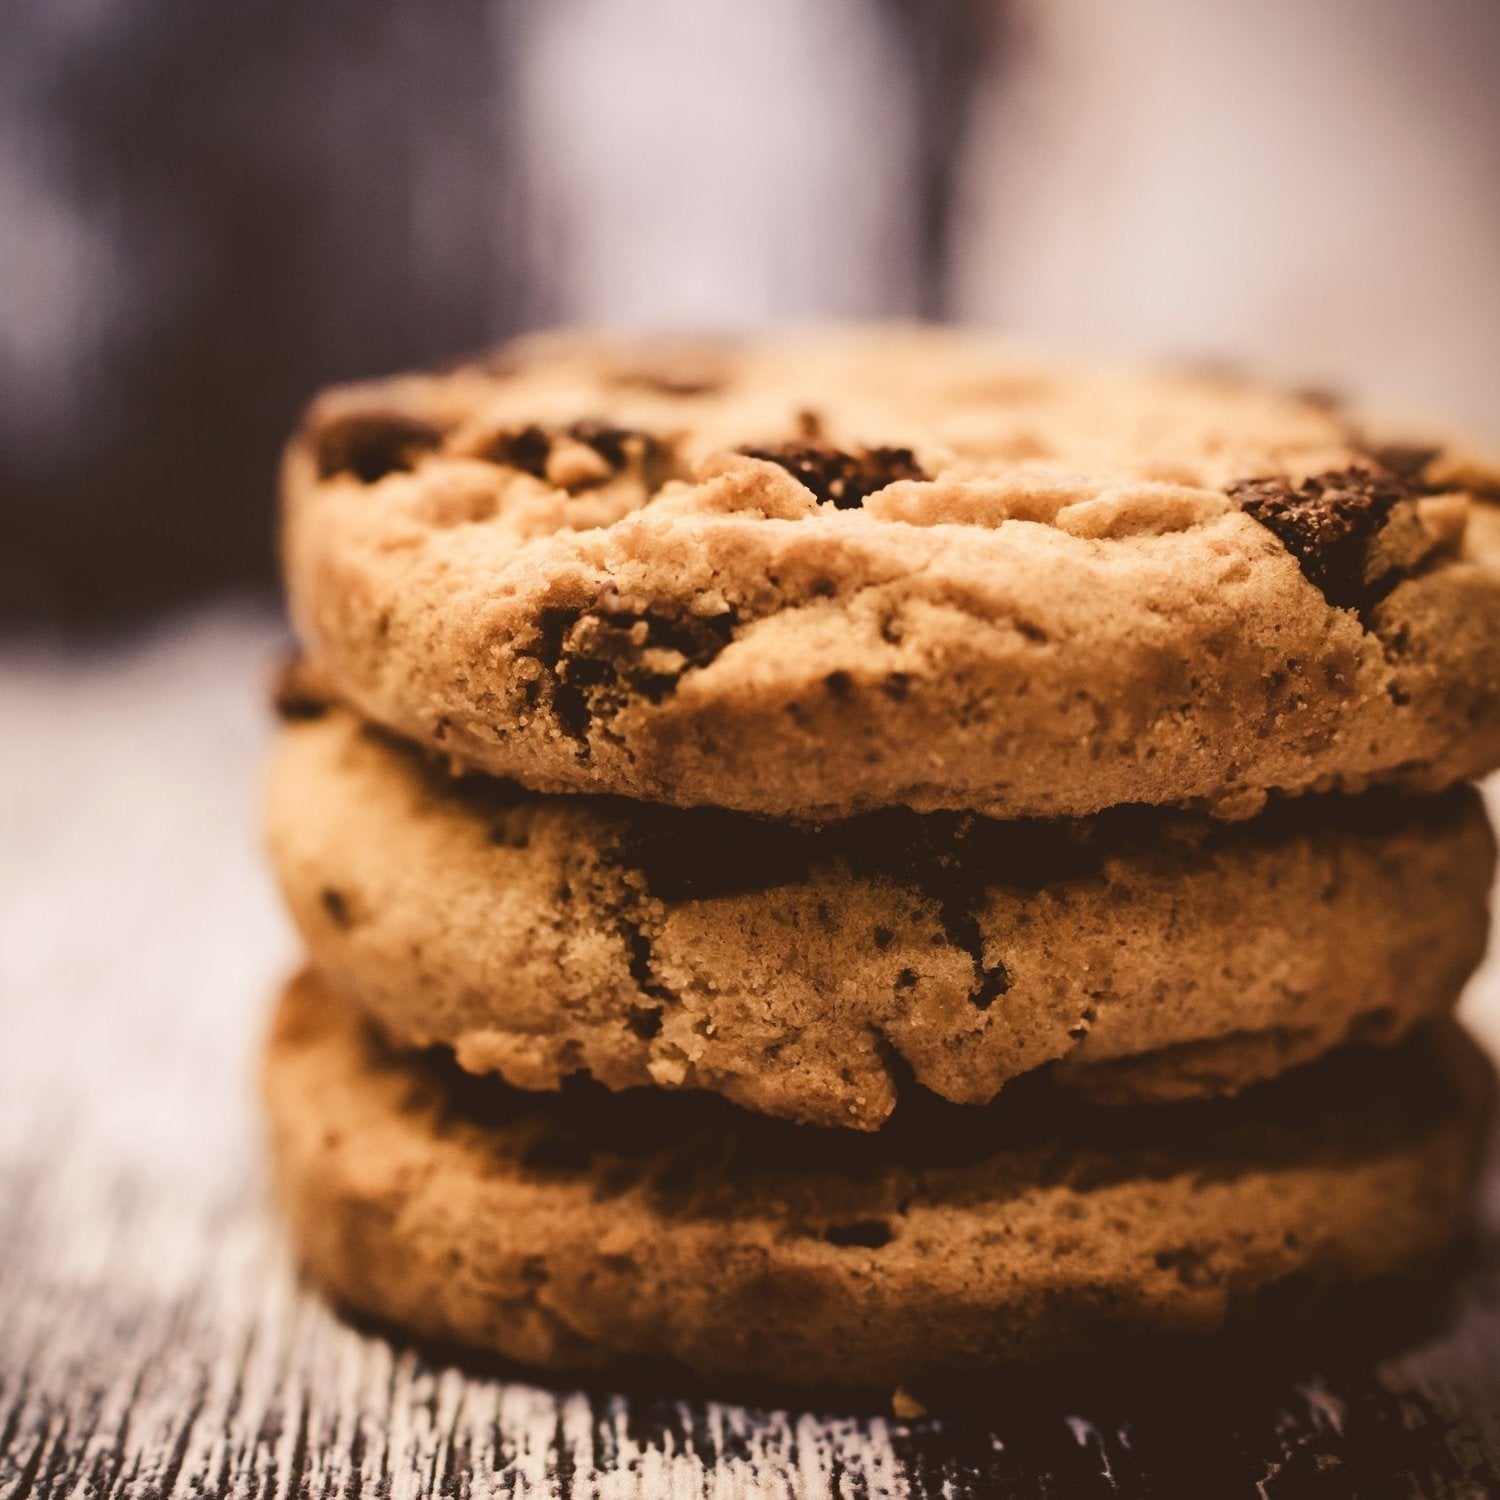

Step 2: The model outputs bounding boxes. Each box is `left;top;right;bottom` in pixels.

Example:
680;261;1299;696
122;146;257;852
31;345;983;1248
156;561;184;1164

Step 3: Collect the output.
281;327;1500;820
266;700;1494;1129
264;972;1493;1388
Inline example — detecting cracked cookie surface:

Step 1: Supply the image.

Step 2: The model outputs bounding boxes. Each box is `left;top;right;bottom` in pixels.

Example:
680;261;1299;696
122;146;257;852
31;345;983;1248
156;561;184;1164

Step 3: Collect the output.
266;702;1494;1129
264;972;1492;1387
281;326;1500;820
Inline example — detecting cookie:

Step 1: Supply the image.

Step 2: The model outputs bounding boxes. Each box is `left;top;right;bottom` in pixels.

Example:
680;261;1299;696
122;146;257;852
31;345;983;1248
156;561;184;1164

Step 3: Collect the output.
264;972;1493;1388
280;326;1500;821
265;700;1494;1130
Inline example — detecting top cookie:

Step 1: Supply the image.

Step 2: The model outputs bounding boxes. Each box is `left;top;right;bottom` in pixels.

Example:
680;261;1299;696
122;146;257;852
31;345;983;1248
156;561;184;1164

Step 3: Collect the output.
282;326;1500;820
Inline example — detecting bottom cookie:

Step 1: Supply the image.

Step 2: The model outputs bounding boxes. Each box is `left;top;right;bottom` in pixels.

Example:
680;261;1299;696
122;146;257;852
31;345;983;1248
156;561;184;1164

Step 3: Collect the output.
264;972;1492;1389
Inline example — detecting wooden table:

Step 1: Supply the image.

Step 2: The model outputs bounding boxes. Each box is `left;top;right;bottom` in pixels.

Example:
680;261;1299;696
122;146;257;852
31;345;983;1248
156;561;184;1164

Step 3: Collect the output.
3;606;1499;1499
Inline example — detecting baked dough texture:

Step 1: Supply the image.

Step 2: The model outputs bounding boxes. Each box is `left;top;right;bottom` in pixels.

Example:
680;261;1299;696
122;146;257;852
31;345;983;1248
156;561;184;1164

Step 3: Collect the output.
267;702;1495;1129
281;326;1500;821
264;973;1493;1389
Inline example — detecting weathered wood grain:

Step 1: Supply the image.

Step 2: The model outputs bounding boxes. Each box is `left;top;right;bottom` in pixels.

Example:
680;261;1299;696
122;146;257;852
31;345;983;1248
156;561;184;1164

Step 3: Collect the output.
3;606;1500;1498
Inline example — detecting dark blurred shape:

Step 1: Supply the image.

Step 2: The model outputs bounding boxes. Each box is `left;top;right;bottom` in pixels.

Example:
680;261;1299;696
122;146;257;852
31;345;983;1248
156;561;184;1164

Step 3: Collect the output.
0;0;534;623
882;0;998;319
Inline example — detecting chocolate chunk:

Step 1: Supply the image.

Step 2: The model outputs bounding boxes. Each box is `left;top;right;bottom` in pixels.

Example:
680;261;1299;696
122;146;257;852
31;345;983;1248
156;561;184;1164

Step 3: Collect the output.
485;420;673;491
566;419;646;471
526;596;737;745
1230;466;1409;611
494;424;552;478
313;410;442;483
737;442;927;508
579;592;736;698
570;420;682;494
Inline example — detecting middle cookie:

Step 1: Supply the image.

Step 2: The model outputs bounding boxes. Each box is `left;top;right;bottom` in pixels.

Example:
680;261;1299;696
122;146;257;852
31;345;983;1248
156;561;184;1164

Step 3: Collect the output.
268;700;1494;1130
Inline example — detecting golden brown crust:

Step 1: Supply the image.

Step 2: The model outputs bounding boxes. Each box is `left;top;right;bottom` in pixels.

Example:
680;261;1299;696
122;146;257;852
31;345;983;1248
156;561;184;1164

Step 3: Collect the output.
281;327;1500;820
264;973;1493;1388
266;706;1495;1128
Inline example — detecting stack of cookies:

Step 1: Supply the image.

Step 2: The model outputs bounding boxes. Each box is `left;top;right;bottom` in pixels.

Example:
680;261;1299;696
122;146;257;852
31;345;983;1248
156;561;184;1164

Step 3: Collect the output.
264;328;1500;1389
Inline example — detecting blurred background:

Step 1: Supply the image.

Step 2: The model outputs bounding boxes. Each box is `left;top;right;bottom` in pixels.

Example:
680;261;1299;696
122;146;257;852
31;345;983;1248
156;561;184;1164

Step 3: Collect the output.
3;0;1499;626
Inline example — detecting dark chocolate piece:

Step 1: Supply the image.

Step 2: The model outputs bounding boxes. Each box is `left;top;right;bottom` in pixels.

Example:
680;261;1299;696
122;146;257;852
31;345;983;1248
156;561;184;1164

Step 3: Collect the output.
1230;466;1408;611
738;442;927;509
312;410;442;483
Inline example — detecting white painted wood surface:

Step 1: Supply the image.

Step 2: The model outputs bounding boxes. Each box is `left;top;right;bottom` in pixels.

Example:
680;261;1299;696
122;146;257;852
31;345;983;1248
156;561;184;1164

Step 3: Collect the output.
3;605;1500;1498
